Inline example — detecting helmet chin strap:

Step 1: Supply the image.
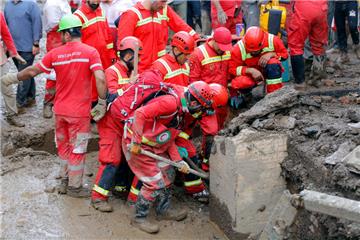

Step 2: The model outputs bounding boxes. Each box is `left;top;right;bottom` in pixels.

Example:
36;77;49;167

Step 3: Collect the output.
172;48;183;64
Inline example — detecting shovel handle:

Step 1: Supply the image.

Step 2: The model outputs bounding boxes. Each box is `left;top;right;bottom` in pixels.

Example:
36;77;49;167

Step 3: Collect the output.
140;149;209;179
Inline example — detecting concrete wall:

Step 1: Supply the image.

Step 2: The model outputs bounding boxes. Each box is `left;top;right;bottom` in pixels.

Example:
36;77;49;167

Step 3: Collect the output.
210;129;288;239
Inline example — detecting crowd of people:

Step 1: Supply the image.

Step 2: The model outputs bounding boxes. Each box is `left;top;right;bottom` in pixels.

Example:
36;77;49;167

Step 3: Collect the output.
1;0;359;235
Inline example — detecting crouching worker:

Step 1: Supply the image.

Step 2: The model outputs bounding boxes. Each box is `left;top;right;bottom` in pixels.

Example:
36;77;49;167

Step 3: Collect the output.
123;78;214;234
0;15;107;198
229;26;288;109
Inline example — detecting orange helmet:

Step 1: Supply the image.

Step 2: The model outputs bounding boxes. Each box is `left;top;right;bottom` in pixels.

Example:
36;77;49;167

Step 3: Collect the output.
119;36;144;55
209;83;229;108
171;31;195;54
243;27;265;52
187;81;213;108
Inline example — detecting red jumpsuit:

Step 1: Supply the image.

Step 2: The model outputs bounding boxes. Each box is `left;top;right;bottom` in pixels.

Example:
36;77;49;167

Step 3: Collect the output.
122;94;183;203
36;41;103;188
117;2;199;73
211;0;243;34
229;32;288;94
151;53;190;86
74;4;117;101
288;0;328;56
189;41;230;129
91;61;130;201
0;12;18;64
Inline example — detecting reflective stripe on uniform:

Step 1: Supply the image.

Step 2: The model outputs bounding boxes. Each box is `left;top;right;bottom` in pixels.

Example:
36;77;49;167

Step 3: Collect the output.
130;186;139;196
114;185;127;192
184;178;203;187
140;171;163;183
127;128;158;147
157;49;166;57
266;77;282;85
93;184;109;196
129;6;168;27
109;65;130;85
202;158;209;164
189;30;196;36
52;58;90;66
106;43;114;49
238;34;275;61
198;45;230;66
68;163;84;172
75;9;106;28
236;66;243;76
178;131;190;140
40;61;52;72
157;58;189;80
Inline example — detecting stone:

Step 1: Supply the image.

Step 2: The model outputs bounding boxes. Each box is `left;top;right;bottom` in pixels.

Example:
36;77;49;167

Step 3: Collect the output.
300;190;360;223
347;109;360;122
321;96;334;103
44;186;55;193
326;67;335;74
322;79;336;87
303;125;321;137
277;116;296;130
210;130;288;238
344;146;360;175
1;141;15;156
325;142;356;165
339;96;351;105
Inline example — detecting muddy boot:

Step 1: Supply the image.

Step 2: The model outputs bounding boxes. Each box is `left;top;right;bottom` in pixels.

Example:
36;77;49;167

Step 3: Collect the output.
112;185;129;200
156;188;188;221
91;199;113;212
57;178;68;194
6;114;25;127
132;194;159;234
310;55;327;87
192;189;209;204
43;103;53;119
67;186;91;198
156;208;188;221
293;82;307;92
354;45;360;59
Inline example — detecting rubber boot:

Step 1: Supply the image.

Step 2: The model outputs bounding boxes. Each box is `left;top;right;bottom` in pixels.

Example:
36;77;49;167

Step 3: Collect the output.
310;55;327;87
132;194;159;234
6;114;25;127
156;188;187;221
91;199;113;212
43;103;53;119
192;189;209;204
57;178;68;194
67;186;91;198
290;55;306;91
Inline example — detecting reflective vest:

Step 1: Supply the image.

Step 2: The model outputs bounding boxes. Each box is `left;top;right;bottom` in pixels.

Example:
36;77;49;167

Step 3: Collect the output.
198;45;231;66
108;65;130;95
156;58;190;86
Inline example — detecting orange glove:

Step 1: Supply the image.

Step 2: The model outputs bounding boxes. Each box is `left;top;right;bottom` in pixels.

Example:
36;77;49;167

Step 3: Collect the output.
130;142;141;155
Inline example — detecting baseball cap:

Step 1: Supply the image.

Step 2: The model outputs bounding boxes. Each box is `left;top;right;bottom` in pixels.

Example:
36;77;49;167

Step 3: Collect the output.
213;27;232;51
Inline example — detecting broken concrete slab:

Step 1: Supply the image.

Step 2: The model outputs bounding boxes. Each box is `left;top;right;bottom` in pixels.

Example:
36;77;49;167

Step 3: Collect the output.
325;142;356;165
344;146;360;175
210;129;288;239
300;190;360;223
259;190;298;240
224;86;299;135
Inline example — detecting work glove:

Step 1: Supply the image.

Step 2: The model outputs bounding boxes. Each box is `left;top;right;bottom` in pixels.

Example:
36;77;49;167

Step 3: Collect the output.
130;142;141;155
91;97;107;121
217;9;227;25
177;160;190;174
230;95;244;110
177;146;189;159
1;73;19;87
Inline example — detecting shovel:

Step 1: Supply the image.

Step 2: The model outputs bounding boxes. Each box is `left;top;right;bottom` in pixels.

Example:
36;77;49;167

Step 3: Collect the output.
140;149;209;179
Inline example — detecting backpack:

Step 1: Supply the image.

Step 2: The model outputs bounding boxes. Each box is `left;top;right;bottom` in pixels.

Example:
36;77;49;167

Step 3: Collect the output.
109;69;184;122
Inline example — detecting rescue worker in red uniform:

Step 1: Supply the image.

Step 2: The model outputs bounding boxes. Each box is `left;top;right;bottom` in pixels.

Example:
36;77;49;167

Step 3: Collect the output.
211;0;243;34
91;37;143;212
189;27;232;130
117;0;199;73
1;15;107;198
124;80;214;234
151;31;195;86
229;27;288;108
288;0;328;90
74;0;117;102
42;0;71;119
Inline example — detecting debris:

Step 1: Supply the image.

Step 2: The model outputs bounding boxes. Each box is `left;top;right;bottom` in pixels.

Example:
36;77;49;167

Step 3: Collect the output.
44;186;56;193
303;125;321;137
1;141;15;156
325;142;356;165
344;146;360;175
323;79;336;87
339;96;351;104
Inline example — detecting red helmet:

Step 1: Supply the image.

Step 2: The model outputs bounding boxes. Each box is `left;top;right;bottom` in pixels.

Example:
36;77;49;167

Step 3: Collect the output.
188;81;213;108
119;36;144;55
171;31;195;54
243;27;265;52
209;83;229;108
